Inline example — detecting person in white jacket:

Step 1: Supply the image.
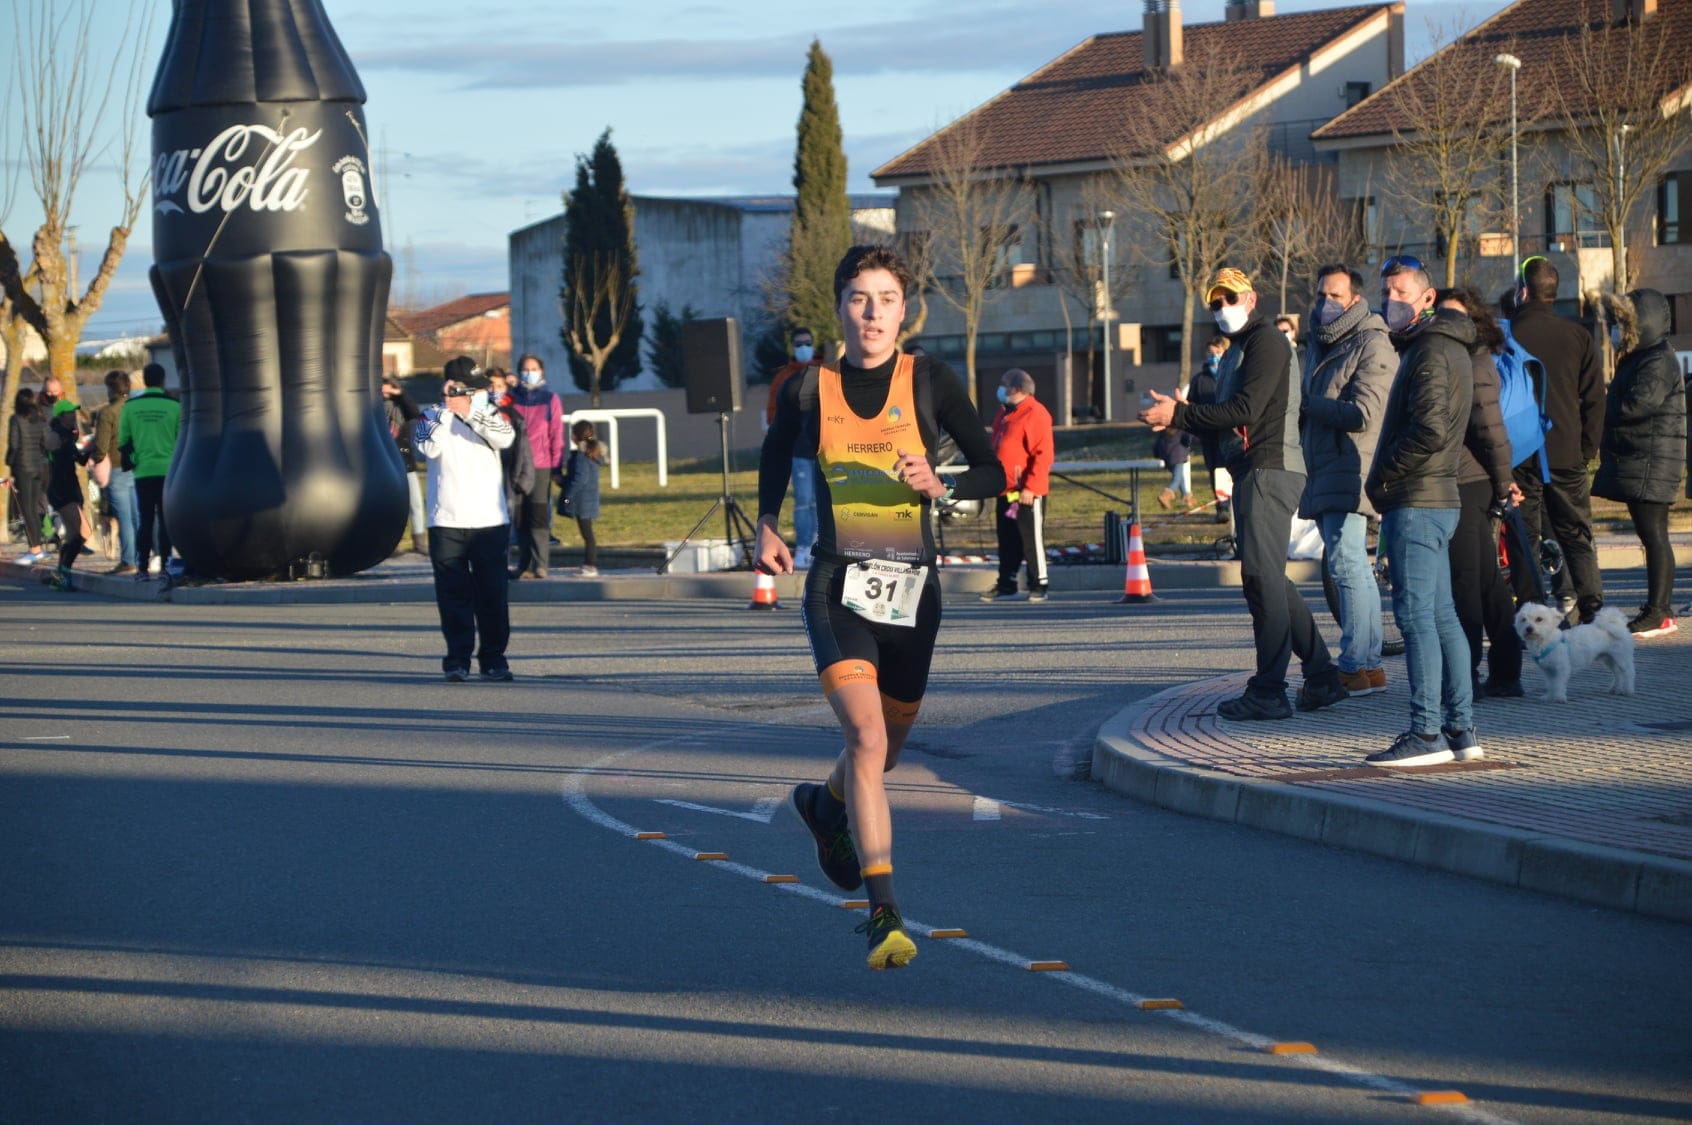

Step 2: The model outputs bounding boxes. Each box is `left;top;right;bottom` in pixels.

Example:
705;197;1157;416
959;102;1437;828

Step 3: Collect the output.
416;357;517;682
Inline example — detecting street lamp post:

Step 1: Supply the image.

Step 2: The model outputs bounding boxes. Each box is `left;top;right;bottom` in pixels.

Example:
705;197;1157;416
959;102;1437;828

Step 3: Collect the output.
1099;209;1116;423
1494;53;1522;262
1615;123;1631;286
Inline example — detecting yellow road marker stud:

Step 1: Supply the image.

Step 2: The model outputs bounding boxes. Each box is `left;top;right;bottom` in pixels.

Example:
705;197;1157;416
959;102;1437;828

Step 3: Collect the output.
1414;1091;1470;1106
634;832;667;840
1027;961;1070;972
841;899;869;909
1137;999;1185;1010
927;928;969;939
693;852;728;861
762;874;799;883
1268;1042;1317;1055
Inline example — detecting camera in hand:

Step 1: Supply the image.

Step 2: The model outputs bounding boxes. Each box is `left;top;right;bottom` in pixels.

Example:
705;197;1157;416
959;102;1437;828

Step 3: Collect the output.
443;383;469;398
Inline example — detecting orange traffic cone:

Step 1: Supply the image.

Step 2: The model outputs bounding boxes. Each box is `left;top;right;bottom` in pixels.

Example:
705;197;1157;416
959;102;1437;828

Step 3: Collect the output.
1118;521;1155;604
749;568;781;610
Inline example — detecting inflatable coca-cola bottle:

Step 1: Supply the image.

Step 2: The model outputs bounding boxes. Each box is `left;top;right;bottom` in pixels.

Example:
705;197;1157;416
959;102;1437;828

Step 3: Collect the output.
149;0;407;581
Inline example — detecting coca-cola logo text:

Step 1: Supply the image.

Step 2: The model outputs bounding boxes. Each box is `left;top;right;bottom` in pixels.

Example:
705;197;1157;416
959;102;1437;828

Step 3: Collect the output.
154;125;321;216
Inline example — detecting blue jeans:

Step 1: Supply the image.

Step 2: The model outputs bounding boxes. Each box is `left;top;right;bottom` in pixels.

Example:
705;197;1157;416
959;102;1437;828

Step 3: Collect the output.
791;457;818;551
104;468;139;568
1381;506;1472;735
1318;511;1381;674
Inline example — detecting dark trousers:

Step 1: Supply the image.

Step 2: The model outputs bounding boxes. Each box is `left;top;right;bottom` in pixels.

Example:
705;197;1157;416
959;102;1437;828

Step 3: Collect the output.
54;502;85;570
1627;499;1674;618
993;494;1048;592
11;470;46;549
1452;480;1521;687
1511;463;1602;615
1235;466;1334;696
513;477;552;574
135;475;171;569
430;524;511;673
575;517;598;567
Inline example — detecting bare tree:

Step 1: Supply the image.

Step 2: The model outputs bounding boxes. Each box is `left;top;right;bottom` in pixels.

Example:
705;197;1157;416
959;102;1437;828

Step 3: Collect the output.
1378;24;1529;287
562;252;636;408
1048;176;1133;411
1547;3;1692;290
893;227;935;347
1249;160;1352;317
0;0;153;406
906;116;1033;405
1107;39;1266;384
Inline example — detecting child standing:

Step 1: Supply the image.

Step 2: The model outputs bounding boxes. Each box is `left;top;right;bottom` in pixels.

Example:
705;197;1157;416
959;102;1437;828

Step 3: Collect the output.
44;400;94;589
557;420;604;576
1154;422;1193;510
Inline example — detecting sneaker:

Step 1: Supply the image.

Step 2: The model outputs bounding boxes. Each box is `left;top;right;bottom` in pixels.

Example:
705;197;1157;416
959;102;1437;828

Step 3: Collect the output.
856;905;917;971
47;568;75;592
1338;669;1377;697
577;565;599;577
443;667;470;683
1157;488;1175;510
1627;612;1677;638
16;551;43;565
1443;727;1484;761
978;587;1020;602
1027;589;1048;603
481;666;514;682
1366;667;1387;691
1216;692;1292;721
1483;678;1524;698
106;563;137;576
1365;731;1455;768
147;556;162;575
1381;638;1406;657
790;783;862;891
1294;675;1350;712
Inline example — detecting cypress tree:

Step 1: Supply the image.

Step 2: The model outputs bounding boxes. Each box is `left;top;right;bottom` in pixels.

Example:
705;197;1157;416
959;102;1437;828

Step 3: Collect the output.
560;129;644;397
786;40;851;356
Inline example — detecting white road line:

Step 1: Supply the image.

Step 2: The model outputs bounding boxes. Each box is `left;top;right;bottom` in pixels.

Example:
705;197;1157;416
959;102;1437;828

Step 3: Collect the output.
971;796;1001;821
562;743;1517;1124
21;735;71;742
654;797;780;823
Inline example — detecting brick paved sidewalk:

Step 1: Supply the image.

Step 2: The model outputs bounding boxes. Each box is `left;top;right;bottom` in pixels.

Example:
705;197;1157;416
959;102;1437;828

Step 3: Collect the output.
1095;627;1692;925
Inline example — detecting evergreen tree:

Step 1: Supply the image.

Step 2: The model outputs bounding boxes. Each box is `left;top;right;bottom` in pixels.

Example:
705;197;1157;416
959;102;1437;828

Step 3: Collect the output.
560;129;645;400
645;300;699;389
785;40;851;356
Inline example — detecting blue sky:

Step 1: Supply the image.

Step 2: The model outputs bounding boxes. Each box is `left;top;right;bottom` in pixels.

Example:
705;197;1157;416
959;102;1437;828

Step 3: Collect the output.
7;0;1507;347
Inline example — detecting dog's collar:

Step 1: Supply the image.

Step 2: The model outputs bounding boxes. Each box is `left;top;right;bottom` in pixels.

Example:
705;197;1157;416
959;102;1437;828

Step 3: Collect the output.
1529;635;1568;666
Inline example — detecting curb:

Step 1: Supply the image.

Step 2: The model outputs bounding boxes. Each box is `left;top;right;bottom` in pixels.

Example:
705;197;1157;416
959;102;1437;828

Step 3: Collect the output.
1092;691;1692;925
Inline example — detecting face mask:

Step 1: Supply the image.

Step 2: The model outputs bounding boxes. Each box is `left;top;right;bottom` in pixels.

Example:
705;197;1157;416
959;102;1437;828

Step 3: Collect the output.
1213;304;1248;334
1319;302;1345;331
1204;354;1220;372
520;370;541;387
793;345;814;363
996;385;1011;404
1383;299;1421;333
470;390;489;413
1610;326;1623;351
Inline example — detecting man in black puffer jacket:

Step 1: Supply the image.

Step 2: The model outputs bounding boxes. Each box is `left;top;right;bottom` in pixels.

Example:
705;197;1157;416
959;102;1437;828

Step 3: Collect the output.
1593;288;1686;637
1141;267;1345;721
1363;256;1476;768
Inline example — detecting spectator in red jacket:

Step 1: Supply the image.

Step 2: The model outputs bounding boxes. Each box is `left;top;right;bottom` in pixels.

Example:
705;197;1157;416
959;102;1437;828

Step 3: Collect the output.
509;353;566;578
981;368;1054;603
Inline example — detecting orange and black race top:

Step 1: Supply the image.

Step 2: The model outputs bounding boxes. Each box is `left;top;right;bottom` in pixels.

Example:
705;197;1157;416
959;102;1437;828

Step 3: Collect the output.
759;350;1003;566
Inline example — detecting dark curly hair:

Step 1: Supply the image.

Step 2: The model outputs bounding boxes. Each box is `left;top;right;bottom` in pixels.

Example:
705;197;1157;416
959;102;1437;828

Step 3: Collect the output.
832;244;914;304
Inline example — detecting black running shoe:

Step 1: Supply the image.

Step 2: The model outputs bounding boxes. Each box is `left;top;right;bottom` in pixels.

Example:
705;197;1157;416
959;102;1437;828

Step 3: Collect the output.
791;783;862;891
856;905;917;971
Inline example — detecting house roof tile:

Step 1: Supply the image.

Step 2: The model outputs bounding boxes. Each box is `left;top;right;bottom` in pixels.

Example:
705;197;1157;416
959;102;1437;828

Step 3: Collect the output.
873;4;1395;182
395;292;510;339
1312;0;1692;141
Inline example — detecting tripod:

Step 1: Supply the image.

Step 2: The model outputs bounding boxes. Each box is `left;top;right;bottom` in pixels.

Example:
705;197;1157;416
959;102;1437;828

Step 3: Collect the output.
658;411;758;574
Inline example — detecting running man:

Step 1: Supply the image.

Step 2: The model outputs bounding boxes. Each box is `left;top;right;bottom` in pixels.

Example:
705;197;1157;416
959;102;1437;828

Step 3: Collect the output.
757;245;1004;970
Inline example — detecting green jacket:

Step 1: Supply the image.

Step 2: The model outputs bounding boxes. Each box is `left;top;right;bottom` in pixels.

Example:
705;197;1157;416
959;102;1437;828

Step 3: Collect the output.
118;387;180;478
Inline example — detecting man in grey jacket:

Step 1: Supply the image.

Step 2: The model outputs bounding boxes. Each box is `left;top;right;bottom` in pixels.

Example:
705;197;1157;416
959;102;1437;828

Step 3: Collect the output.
1363;257;1477;768
1299;264;1395;698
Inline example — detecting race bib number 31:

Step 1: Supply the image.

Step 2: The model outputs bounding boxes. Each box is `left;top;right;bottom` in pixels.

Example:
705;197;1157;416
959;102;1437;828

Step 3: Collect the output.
841;560;927;627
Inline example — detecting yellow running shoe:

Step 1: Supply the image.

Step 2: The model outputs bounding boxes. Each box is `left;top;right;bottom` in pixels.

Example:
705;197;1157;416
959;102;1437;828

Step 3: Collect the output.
857;905;917;970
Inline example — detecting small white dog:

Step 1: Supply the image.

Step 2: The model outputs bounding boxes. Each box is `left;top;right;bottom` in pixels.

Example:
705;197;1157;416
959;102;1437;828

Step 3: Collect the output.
1513;603;1635;702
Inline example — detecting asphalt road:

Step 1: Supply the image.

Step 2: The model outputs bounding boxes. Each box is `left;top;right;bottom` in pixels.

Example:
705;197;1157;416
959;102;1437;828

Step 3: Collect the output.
2;581;1688;1123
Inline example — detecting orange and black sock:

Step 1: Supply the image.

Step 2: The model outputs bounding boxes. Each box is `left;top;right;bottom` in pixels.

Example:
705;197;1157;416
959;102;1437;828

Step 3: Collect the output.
862;863;896;913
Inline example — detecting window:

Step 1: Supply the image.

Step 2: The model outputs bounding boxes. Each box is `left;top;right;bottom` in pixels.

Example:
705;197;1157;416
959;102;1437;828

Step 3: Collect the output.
1074;218;1111;270
1659;171;1688;246
1544;182;1608;249
1344;196;1380;257
1343;81;1372;108
991;225;1026;273
1143;325;1185;364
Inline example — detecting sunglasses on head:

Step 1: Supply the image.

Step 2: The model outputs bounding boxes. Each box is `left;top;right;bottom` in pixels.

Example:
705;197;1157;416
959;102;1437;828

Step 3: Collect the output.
1207;291;1245;311
1380;254;1425;276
